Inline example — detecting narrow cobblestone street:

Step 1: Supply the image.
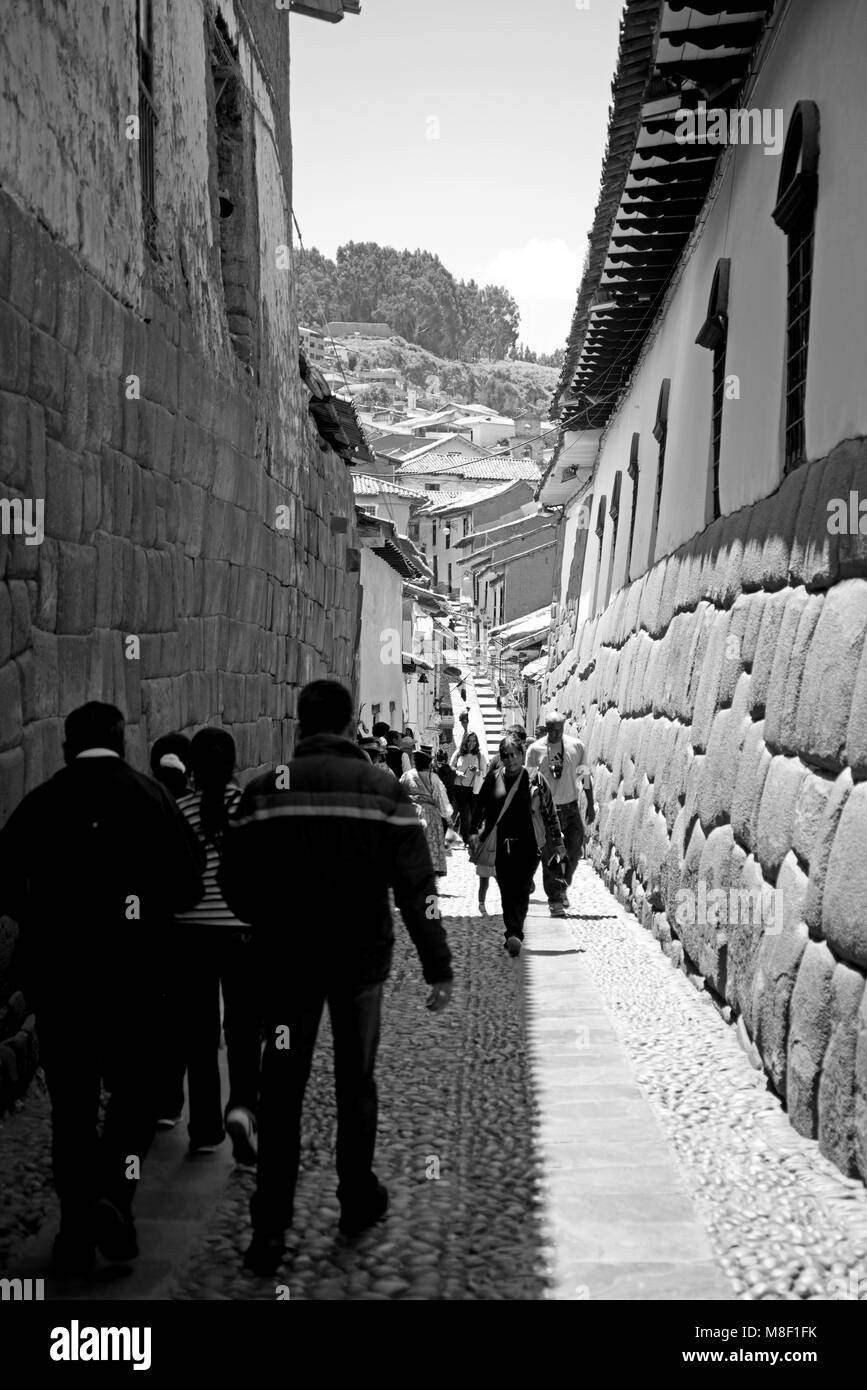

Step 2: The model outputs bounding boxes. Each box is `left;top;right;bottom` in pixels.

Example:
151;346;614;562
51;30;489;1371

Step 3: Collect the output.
4;849;867;1301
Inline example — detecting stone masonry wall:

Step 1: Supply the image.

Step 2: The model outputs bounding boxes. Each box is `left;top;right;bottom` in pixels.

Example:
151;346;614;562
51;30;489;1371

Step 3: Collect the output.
544;440;867;1181
0;184;361;1107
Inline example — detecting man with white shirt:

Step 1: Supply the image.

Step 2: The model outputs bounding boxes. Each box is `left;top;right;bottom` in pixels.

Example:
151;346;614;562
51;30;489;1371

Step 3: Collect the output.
525;707;595;917
0;702;204;1275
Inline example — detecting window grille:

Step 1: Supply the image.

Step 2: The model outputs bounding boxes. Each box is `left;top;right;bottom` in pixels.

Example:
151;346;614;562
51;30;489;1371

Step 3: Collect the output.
137;0;157;248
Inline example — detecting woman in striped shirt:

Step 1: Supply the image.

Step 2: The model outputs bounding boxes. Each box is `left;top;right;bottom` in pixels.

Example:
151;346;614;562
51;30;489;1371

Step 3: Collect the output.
173;729;260;1164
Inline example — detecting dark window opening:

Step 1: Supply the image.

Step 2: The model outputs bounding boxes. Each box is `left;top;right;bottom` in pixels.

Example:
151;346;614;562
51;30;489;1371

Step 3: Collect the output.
137;0;157;249
604;472;622;609
648;379;670;567
696;259;731;521
209;13;259;368
591;495;607;618
772;101;820;475
626;435;639;581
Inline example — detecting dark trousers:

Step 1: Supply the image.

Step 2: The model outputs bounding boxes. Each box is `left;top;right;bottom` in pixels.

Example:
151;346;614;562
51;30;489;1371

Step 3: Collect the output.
453;785;476;841
251;976;383;1235
158;927;262;1144
541;801;583;905
495;839;539;941
41;1009;157;1234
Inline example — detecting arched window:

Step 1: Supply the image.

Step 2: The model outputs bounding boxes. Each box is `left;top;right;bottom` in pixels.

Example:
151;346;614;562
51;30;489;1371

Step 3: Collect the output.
772;101;819;473
648;378;670;566
696;258;731;521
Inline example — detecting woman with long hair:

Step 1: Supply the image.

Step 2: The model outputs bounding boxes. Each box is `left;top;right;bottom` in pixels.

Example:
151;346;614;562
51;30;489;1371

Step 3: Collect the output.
172;728;261;1163
469;734;565;958
400;744;452;880
449;729;487;843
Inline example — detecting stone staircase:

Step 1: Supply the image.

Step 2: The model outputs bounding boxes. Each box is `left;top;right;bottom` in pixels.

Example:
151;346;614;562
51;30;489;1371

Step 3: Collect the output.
473;671;503;759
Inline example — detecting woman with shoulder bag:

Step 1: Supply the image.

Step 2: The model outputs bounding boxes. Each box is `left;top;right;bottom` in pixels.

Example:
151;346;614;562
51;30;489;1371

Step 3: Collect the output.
468;734;565;957
449;730;487;844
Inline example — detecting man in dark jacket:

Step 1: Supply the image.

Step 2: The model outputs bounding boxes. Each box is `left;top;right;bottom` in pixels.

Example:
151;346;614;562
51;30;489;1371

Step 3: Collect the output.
0;702;205;1274
219;679;453;1273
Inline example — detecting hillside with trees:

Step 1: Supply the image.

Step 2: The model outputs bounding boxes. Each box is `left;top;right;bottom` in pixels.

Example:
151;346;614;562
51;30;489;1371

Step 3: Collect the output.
295;241;563;366
334;334;560;418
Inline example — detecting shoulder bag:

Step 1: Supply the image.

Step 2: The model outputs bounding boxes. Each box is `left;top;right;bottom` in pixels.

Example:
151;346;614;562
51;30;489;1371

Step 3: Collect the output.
470;771;524;877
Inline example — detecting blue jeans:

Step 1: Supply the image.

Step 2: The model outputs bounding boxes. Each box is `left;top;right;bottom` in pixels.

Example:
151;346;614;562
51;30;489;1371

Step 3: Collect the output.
542;801;583;905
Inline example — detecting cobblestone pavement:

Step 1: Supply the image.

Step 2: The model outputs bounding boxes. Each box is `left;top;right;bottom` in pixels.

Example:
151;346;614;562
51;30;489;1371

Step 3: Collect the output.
564;862;867;1302
3;849;867;1300
163;854;550;1300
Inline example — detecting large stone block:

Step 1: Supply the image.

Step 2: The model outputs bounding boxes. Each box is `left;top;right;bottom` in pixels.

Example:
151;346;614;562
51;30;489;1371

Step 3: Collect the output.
0;661;22;752
856;990;867;1183
718;593;750;705
820;443;867;583
748;587;792;719
681;604;712;723
822;781;867;969
817;962;866;1175
686;823;739;996
787;940;836;1138
755;753;807;880
753;851;808;1095
789;454;839;592
733;717;766;856
0;747;25;829
0;301;30;396
45;440;83;543
793;771;833;868
764;591;823;756
690;608;732;752
728;853;772;1024
795;579;867;770
804;769;853;936
57;634;89;712
55;542;96;635
698;672;751;831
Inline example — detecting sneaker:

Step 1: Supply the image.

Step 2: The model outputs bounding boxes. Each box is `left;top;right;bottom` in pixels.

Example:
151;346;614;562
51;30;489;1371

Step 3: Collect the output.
156;1113;183;1130
93;1198;138;1262
244;1232;285;1275
505;935;522;957
338;1181;389;1237
226;1107;258;1166
52;1229;96;1276
549;902;567;918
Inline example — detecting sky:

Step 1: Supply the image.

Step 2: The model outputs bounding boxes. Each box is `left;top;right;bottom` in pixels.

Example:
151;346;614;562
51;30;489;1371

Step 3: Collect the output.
288;0;626;354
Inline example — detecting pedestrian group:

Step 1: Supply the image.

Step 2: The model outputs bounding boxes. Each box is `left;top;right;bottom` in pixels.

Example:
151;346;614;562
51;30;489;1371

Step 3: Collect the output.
0;683;593;1279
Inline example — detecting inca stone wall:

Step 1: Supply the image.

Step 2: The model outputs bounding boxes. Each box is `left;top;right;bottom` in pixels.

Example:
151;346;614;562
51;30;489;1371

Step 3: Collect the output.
0;3;361;1107
544;440;867;1181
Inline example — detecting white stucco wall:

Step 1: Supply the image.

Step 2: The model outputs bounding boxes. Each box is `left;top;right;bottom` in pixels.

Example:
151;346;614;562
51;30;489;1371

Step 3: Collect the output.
565;0;867;615
358;548;403;727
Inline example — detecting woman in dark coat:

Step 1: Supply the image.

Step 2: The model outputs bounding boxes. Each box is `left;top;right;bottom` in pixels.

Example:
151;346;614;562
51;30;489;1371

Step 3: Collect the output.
469;734;565;957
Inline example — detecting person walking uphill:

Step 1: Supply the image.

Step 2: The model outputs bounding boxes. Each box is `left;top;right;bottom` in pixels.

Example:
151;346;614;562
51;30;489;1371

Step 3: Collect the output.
170;729;262;1164
219;680;454;1275
469;735;565;957
526;708;596;917
0;702;205;1275
401;744;453;881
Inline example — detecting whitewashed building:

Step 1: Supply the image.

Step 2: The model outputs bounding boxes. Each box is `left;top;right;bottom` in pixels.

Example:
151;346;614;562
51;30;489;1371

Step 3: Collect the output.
540;0;867;1182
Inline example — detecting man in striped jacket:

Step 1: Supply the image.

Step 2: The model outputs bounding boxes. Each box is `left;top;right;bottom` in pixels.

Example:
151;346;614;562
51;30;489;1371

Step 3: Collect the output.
219;680;453;1274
